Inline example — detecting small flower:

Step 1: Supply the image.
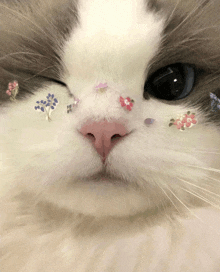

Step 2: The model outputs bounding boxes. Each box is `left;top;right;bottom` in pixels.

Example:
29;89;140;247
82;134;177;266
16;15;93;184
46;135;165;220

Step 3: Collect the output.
169;111;197;131
95;83;108;92
67;98;80;113
95;83;108;89
120;96;134;111
67;105;72;113
6;90;12;96
173;119;185;130
182;113;197;128
6;81;19;101
35;93;58;121
210;92;220;112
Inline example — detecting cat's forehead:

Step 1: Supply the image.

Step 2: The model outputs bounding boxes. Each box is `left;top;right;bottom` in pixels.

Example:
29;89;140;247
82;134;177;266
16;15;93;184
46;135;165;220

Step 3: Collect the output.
63;0;165;86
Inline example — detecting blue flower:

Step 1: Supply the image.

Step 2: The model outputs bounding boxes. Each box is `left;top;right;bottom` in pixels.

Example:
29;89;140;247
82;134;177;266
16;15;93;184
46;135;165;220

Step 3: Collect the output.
51;106;54;109
41;107;44;112
54;98;58;103
36;101;39;104
51;94;54;99
46;103;50;107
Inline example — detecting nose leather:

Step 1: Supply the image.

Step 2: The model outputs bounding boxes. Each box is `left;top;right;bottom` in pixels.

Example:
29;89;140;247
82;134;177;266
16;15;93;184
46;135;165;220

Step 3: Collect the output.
79;120;129;162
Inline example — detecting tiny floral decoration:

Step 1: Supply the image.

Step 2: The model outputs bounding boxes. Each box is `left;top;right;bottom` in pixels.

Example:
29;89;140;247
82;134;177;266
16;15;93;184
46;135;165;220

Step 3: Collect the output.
210;92;220;112
6;81;19;101
120;96;134;111
34;93;58;121
169;111;197;131
95;83;108;92
67;98;80;113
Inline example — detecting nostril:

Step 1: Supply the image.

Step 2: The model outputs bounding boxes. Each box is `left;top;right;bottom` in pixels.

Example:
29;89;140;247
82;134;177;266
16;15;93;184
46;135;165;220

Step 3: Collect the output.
111;134;122;141
86;133;95;140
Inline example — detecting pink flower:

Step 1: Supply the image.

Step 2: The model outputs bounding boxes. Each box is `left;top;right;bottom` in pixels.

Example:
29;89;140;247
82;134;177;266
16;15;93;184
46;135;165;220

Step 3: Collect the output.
95;83;108;89
8;81;18;91
182;113;197;128
120;96;134;111
169;111;197;131
173;119;185;129
6;90;12;96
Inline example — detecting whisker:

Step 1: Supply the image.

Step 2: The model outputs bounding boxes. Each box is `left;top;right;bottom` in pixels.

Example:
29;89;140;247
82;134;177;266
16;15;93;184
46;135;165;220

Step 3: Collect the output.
169;148;220;155
179;186;220;210
23;65;57;82
187;25;220;38
0;29;45;49
0;4;50;39
164;1;208;40
207;176;220;184
202;73;220;86
164;0;181;28
177;178;220;198
164;184;220;235
184;165;220;174
153;180;182;215
0;52;47;62
164;184;206;221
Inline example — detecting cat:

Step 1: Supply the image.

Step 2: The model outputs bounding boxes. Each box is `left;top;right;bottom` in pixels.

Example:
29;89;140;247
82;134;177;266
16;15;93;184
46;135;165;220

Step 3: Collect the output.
1;0;220;271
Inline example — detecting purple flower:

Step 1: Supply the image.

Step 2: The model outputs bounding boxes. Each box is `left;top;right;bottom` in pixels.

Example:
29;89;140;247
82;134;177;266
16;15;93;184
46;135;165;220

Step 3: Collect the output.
35;93;58;121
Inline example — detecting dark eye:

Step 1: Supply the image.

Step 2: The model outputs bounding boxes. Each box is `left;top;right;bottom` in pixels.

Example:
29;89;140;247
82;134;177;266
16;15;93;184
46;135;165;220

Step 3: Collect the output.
144;63;195;101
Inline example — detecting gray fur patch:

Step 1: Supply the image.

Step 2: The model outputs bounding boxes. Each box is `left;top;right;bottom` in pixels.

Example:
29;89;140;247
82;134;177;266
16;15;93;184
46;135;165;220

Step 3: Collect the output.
0;0;78;104
146;0;220;124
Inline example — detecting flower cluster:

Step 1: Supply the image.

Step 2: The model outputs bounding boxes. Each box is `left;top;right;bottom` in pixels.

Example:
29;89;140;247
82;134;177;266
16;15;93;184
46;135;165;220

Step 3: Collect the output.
169;111;197;131
35;93;58;121
67;98;80;113
210;92;220;112
119;96;134;111
6;81;19;101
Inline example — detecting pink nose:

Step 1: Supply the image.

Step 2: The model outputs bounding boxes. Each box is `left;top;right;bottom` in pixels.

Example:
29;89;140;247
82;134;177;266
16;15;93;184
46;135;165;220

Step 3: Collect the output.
79;120;129;162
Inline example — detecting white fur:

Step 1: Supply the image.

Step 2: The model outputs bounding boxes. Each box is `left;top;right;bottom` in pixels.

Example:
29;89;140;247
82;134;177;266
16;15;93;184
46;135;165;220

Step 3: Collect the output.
1;0;220;271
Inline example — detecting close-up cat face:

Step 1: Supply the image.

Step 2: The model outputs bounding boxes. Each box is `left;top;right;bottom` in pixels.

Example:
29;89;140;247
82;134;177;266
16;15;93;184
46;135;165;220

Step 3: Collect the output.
2;1;220;271
1;0;220;220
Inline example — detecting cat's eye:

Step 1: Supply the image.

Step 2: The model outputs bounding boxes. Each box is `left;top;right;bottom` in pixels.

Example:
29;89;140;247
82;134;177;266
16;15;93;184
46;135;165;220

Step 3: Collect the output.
144;63;195;101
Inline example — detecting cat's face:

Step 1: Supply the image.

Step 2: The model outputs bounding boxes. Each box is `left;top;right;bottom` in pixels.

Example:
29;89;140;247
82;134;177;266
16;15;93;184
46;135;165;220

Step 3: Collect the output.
0;0;220;218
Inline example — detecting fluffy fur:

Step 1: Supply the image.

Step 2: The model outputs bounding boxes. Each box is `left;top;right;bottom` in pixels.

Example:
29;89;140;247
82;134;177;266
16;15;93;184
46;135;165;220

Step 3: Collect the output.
1;0;220;271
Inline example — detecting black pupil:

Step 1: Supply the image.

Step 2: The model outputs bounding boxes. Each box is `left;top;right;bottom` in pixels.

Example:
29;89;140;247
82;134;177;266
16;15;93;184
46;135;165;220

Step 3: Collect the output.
153;67;184;98
144;64;194;101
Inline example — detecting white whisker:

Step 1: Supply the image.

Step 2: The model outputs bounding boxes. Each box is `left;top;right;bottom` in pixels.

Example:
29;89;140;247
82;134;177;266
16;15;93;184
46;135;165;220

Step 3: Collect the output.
23;65;57;82
0;52;47;62
207;176;220;184
179;186;220;210
177;178;220;198
165;185;220;235
184;165;220;174
164;1;208;40
0;4;50;39
153;181;182;215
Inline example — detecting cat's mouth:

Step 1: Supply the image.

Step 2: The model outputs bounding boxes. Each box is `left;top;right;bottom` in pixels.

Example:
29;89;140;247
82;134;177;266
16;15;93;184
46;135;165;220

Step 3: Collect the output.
85;171;127;185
